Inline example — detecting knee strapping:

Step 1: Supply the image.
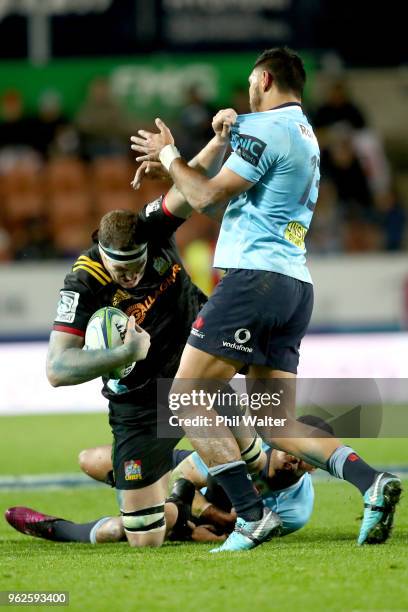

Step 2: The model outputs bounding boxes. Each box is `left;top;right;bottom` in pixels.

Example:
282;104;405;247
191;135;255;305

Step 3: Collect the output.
121;504;165;534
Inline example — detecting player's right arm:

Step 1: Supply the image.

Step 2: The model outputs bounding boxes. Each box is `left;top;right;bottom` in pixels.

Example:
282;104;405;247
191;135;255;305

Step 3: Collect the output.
46;317;150;387
47;268;150;387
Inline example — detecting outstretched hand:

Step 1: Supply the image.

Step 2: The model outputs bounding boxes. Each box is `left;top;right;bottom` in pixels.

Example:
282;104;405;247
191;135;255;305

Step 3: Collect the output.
130;118;174;163
130;161;169;190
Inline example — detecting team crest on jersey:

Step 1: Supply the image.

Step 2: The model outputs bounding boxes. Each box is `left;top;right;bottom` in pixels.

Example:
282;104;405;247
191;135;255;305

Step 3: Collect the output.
153;257;171;276
124;459;142;481
231;133;266;167
145;199;161;217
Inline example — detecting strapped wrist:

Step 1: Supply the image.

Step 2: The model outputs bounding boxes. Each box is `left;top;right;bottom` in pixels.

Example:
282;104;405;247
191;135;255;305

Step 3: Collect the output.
159;144;181;171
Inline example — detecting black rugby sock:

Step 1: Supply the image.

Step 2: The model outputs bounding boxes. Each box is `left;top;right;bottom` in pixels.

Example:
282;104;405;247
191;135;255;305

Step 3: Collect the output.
210;461;264;522
51;519;101;543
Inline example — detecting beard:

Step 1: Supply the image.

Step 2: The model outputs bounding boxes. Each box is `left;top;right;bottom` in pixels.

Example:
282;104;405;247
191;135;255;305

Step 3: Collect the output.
249;86;262;112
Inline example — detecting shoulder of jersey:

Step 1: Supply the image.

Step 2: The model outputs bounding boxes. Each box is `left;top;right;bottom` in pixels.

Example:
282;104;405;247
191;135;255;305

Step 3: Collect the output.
71;254;112;287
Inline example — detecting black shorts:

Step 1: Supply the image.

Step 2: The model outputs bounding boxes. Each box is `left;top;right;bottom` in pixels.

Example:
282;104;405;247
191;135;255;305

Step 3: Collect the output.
109;400;182;490
187;269;313;374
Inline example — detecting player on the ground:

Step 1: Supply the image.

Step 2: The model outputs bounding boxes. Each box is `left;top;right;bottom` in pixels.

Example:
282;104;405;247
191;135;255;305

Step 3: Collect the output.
43;113;268;549
131;46;402;551
5;415;327;544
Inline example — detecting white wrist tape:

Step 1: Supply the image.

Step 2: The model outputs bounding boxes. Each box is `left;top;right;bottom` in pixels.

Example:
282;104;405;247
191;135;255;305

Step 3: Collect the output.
159;144;181;171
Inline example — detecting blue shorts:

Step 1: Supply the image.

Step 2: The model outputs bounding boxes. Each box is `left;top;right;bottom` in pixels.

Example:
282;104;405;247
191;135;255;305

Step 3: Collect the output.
187;269;313;374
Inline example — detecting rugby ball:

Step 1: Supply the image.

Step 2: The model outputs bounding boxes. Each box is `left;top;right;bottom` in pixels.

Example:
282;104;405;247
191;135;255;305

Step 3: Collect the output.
84;307;135;380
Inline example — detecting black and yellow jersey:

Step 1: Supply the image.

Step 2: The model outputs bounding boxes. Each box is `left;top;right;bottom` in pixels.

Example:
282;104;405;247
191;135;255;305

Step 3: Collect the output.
52;196;206;404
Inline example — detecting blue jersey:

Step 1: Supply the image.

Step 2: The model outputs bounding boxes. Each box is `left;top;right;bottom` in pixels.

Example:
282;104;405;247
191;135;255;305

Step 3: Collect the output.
214;104;320;283
186;448;314;536
262;474;314;535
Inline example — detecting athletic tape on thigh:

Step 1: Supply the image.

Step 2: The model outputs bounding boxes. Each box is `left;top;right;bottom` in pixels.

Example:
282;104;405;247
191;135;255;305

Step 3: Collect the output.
121;504;165;533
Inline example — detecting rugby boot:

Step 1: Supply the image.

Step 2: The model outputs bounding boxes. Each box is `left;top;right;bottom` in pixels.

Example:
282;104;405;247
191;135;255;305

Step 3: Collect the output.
5;506;61;541
358;472;402;545
210;506;282;552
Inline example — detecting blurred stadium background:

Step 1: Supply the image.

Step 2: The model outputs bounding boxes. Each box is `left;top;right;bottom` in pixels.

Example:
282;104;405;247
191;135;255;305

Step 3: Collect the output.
0;1;407;417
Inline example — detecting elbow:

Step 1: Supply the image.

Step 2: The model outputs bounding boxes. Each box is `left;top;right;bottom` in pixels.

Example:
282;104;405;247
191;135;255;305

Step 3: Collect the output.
46;362;64;387
195;191;226;214
47;371;62;388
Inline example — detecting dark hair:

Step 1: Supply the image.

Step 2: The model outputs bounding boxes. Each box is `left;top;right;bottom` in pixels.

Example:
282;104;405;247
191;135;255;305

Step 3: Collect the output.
254;47;306;98
297;414;334;436
98;210;140;250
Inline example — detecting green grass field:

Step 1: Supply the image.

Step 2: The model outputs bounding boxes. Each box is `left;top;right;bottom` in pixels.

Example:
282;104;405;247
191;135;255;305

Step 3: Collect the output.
1;414;408;611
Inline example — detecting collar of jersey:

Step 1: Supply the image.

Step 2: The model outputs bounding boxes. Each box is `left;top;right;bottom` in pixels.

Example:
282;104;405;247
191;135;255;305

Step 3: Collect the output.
266;102;302;112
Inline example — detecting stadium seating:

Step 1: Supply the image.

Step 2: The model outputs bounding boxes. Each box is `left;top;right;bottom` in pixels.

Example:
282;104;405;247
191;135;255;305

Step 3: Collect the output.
0;155;168;257
2;162;45;228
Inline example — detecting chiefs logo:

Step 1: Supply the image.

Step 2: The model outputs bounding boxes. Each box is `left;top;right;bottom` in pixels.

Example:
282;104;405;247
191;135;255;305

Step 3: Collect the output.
127;303;148;325
125;264;181;325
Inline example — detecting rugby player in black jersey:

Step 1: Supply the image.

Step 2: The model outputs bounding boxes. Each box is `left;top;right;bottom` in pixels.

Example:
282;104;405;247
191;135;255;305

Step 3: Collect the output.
41;111;248;548
6;415;331;546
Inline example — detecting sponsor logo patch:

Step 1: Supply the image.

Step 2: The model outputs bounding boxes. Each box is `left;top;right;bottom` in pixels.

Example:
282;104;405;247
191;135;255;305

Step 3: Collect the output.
191;315;205;338
231;133;266;167
223;328;253;353
191;328;205;339
112;289;133;307
55;291;80;324
126;264;181;324
284;221;307;249
124;459;142;481
222;340;253;353
234;328;251;344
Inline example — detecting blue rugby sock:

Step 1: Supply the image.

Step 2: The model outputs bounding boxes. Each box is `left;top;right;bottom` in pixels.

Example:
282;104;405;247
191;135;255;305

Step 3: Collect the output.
327;446;379;494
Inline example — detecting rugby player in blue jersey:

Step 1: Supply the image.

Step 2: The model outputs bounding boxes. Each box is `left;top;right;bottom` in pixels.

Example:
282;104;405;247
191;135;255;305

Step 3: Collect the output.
131;47;401;551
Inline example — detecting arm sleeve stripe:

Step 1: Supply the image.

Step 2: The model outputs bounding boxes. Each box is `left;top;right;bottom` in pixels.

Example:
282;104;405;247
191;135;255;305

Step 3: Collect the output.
72;264;110;285
53;325;85;337
162;194;177;219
